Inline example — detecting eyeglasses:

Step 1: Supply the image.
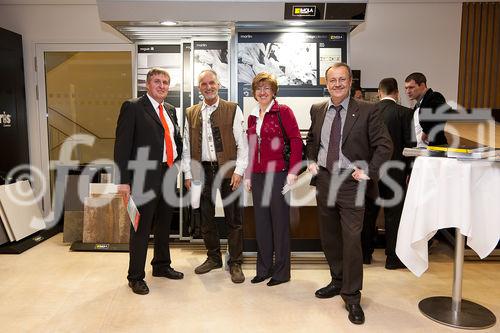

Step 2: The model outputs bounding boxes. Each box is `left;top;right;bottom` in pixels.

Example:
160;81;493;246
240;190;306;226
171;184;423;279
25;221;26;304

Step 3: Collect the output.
328;77;348;85
255;86;273;92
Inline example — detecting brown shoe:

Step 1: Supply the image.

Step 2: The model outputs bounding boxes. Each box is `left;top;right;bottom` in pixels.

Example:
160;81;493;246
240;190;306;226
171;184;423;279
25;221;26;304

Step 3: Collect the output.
229;264;245;283
194;258;222;274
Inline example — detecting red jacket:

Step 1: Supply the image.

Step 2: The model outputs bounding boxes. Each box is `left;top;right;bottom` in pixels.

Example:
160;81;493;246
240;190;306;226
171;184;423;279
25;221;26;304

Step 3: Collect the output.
247;100;303;175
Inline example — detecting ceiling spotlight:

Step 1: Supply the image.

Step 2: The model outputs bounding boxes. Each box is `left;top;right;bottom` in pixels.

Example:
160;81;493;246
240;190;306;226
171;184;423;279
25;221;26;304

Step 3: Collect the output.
160;21;177;26
289;21;307;26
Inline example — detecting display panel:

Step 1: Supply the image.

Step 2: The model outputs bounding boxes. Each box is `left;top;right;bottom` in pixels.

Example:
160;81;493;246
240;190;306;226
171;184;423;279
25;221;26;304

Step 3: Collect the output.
137;44;182;107
237;32;347;130
238;41;317;85
192;40;229;104
182;43;192;109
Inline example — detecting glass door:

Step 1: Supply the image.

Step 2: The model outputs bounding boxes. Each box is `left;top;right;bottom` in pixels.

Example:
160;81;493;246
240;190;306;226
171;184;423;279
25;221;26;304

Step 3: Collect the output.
35;44;134;226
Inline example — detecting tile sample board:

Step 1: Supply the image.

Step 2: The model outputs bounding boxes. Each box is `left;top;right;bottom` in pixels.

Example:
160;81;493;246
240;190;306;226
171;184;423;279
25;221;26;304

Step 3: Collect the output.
0;215;10;245
0;200;15;241
0;181;45;241
83;194;129;243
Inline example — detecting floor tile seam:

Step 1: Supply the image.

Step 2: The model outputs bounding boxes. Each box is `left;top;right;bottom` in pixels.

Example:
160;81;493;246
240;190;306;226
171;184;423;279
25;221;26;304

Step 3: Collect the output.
96;283;121;332
35;267;98;331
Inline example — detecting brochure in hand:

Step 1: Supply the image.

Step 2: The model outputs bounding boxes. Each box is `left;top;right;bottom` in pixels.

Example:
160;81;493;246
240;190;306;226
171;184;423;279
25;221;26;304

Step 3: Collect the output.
126;196;140;232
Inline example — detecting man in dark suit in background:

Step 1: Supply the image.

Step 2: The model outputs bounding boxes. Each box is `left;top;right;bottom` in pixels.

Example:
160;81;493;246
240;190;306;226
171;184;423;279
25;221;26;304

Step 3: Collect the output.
404;72;449;147
362;78;413;269
306;63;392;325
114;68;184;295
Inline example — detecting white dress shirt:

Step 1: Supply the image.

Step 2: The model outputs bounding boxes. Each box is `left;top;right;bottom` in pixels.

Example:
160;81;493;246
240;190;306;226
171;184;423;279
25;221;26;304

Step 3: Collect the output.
146;93;178;162
413;98;428;148
182;97;248;179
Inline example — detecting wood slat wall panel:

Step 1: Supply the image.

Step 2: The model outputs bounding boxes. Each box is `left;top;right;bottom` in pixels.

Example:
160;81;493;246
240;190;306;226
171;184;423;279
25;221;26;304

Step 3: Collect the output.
477;4;488;107
458;2;500;109
472;5;481;107
457;4;468;106
483;4;494;107
494;4;500;108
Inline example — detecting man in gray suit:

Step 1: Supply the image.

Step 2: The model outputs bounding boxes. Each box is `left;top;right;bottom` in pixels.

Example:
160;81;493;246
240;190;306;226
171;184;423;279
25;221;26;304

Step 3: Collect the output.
305;63;392;325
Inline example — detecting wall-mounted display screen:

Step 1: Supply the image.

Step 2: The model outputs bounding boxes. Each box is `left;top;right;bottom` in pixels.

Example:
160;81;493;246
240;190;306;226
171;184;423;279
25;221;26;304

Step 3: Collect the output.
237;32;347;130
238;41;318;86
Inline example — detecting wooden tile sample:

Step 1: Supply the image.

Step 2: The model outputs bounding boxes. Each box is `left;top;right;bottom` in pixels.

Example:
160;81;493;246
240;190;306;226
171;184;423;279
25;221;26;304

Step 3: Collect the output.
83;194;129;243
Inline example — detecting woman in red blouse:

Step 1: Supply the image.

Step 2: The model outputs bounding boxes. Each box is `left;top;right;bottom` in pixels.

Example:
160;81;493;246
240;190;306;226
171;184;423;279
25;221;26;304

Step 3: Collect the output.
245;72;303;286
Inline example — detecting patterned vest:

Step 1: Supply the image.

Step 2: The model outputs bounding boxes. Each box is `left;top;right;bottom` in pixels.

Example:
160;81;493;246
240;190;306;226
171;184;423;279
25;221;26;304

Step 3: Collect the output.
186;99;238;179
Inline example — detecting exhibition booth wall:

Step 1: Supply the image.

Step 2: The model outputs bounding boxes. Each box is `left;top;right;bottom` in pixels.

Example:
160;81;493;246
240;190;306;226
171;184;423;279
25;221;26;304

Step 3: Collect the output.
0;1;463;249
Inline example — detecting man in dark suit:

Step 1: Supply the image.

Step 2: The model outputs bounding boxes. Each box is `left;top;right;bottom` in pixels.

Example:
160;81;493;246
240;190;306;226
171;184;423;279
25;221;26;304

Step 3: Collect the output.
114;68;184;295
404;72;449;146
361;78;413;269
306;63;392;325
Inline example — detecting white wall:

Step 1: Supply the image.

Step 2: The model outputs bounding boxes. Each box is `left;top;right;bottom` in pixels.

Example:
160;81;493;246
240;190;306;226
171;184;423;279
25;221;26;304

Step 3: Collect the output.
350;2;462;107
0;3;131;212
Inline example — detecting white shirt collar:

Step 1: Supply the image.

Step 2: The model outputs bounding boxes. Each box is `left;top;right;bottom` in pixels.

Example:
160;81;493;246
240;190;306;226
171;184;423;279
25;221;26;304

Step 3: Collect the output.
146;93;163;111
250;101;274;117
380;96;397;103
201;97;220;111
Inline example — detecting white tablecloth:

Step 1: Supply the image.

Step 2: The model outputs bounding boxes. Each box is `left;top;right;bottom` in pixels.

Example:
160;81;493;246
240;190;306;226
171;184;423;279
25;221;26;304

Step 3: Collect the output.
396;157;500;277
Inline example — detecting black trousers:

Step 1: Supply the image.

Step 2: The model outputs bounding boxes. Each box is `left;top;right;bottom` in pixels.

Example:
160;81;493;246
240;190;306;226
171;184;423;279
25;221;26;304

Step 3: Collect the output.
361;196;378;259
128;163;175;281
362;169;406;260
200;164;243;265
251;171;291;282
316;168;364;305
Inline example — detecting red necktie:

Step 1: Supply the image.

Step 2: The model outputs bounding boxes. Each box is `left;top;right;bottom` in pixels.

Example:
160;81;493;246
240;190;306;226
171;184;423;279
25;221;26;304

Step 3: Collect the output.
158;104;174;166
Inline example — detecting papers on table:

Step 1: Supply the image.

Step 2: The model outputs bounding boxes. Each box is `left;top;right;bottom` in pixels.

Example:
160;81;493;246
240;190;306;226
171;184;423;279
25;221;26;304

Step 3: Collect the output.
403;146;500;160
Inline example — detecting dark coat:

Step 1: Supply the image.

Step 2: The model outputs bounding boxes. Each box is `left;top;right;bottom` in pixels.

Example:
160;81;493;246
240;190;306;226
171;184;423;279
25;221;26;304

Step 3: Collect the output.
114;94;182;193
305;98;393;199
416;88;450;146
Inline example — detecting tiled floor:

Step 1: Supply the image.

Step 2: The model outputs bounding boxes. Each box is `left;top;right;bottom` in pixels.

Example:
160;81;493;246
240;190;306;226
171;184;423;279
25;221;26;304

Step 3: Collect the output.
0;234;498;333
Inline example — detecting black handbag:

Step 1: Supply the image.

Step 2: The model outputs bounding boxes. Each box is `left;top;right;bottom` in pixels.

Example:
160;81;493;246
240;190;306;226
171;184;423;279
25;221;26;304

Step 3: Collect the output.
276;107;306;170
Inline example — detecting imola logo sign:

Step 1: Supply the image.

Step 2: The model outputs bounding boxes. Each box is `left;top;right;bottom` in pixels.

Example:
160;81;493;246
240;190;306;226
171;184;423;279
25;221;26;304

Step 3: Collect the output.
329;35;344;41
293;6;316;17
0;111;12;128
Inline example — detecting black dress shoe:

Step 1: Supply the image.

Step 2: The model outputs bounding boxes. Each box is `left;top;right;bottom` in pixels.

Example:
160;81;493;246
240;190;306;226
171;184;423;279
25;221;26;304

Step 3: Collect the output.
251;275;271;284
385;257;406;270
152;267;184;280
345;303;365;325
128;280;149;295
315;281;341;298
267;278;289;286
363;254;372;265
